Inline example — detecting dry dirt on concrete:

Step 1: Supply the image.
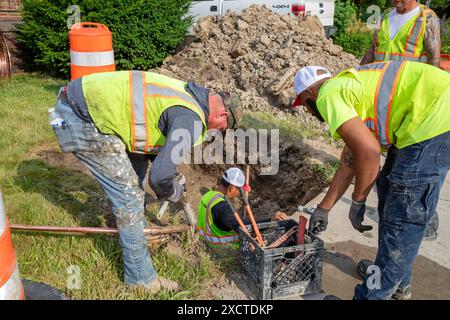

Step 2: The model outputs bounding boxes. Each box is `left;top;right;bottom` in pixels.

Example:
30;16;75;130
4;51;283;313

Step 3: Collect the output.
324;241;450;300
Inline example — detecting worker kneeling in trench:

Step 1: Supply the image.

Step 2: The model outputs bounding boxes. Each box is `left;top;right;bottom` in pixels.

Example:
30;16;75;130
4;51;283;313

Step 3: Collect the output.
197;167;290;249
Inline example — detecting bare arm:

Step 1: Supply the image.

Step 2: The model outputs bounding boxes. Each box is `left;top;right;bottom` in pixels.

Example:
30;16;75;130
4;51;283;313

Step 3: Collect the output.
337;117;380;202
424;12;441;68
360;30;378;65
319;145;355;210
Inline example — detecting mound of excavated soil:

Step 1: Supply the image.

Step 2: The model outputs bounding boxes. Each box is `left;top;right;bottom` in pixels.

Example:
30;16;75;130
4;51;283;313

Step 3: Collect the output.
151;5;353;219
156;4;358;118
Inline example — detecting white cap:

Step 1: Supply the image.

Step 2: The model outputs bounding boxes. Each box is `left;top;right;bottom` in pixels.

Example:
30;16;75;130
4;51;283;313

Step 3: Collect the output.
291;66;332;108
223;167;245;188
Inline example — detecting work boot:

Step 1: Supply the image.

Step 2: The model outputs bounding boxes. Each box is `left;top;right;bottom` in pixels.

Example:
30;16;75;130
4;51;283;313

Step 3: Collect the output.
356;259;412;300
356;259;374;279
145;276;181;295
391;285;412;300
424;213;439;241
324;294;342;300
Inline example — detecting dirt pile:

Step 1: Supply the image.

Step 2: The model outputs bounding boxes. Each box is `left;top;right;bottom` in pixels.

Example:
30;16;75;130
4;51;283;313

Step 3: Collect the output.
151;5;352;218
156;4;359;113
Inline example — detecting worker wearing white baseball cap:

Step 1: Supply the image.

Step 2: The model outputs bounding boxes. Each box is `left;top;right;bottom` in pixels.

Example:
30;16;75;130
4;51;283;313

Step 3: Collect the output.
291;66;332;113
292;61;450;300
196;167;288;248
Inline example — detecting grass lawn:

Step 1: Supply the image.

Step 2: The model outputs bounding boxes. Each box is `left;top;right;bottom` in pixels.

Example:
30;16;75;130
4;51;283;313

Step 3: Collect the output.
0;73;224;300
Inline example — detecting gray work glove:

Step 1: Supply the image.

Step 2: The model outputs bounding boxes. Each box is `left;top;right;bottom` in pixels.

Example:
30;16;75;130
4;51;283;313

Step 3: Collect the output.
309;205;330;234
349;199;373;233
167;174;186;203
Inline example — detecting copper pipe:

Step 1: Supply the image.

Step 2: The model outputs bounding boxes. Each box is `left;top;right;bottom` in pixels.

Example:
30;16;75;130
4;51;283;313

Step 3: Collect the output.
10;224;190;236
239;188;264;246
267;226;297;249
243;165;250;218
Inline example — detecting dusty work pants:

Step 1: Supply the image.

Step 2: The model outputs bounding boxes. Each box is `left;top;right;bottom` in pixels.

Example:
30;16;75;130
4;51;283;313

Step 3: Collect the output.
354;131;450;300
52;92;157;286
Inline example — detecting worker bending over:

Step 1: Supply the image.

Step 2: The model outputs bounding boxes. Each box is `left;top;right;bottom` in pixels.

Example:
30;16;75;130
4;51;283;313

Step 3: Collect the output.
291;61;450;300
52;70;241;294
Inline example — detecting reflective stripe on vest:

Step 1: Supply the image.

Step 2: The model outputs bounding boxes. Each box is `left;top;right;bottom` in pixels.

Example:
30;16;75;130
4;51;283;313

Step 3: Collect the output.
147;84;201;108
129;71;206;153
196;228;240;244
375;7;428;62
70;50;115;67
374;52;428;62
129;71;148;153
355;61;406;147
205;194;222;235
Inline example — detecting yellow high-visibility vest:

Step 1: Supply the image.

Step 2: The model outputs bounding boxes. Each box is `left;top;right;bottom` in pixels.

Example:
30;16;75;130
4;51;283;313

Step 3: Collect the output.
374;5;435;63
82;71;207;154
317;61;450;149
197;190;240;248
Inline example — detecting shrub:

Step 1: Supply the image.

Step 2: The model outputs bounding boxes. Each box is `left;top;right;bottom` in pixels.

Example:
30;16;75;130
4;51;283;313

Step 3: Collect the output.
333;29;373;58
442;19;450;54
334;0;358;34
16;0;193;78
333;1;372;58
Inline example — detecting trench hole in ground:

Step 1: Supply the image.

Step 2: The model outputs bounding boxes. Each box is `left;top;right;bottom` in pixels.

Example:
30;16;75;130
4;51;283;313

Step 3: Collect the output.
178;141;329;220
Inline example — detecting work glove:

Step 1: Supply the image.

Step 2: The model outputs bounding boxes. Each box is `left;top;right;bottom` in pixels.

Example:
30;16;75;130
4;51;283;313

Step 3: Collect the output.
309;205;330;234
349;199;373;233
167;174;186;203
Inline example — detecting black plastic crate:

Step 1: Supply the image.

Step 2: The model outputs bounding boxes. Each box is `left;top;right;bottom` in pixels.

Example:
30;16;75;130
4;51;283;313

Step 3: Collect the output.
239;220;324;300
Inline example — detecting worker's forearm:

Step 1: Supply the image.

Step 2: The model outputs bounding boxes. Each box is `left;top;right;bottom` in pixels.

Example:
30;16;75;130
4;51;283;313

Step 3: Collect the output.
360;50;374;65
428;57;441;68
352;152;380;201
319;163;354;210
150;107;201;199
360;33;377;65
425;12;441;69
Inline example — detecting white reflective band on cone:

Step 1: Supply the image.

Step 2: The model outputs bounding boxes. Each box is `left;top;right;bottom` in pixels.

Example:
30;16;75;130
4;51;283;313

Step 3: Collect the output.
0;191;7;235
0;264;22;300
70;50;115;67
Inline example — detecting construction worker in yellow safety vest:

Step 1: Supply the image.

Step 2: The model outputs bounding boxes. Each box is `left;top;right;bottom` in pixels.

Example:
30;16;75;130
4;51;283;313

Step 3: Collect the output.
197;167;289;248
361;0;441;67
291;61;450;300
51;70;242;294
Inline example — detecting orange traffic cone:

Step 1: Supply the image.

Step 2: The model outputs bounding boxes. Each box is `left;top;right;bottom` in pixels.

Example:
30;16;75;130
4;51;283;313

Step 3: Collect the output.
0;191;25;300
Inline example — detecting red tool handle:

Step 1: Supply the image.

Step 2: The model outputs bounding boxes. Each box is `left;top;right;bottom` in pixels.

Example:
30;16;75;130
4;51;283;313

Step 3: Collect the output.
225;196;256;250
298;216;308;245
297;215;308;256
243;165;251;218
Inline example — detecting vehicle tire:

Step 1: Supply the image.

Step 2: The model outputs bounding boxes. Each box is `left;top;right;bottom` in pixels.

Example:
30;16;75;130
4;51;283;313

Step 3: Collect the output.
22;279;69;300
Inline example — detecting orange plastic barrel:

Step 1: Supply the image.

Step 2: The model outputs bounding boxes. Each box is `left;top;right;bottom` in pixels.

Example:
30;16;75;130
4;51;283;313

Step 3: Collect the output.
0;191;25;300
69;22;116;80
440;54;450;72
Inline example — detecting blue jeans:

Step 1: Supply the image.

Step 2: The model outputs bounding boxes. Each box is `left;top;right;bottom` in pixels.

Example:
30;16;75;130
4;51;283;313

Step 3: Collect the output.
53;94;157;286
354;131;450;300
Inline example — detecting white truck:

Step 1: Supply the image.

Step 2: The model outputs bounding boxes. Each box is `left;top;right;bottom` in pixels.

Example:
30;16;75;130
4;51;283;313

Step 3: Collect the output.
189;0;337;36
